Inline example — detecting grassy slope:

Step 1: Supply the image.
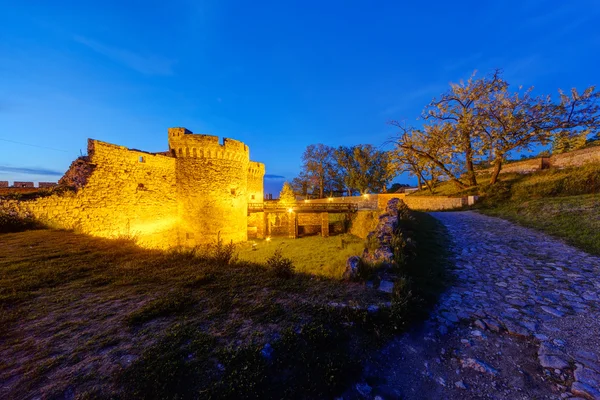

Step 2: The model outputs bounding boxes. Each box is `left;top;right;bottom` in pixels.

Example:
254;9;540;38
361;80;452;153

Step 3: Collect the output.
238;234;364;279
481;194;600;255
408;163;600;254
0;213;450;399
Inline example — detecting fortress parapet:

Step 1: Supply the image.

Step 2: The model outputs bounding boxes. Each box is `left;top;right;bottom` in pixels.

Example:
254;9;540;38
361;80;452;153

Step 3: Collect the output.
168;127;249;161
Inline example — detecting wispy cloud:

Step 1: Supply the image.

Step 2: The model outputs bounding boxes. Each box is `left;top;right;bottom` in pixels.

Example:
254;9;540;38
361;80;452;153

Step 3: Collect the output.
74;35;176;76
380;83;448;117
443;53;483;72
265;174;285;180
0;166;63;176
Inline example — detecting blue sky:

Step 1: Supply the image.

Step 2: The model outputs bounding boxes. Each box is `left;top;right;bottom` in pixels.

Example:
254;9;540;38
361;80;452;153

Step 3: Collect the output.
1;0;599;194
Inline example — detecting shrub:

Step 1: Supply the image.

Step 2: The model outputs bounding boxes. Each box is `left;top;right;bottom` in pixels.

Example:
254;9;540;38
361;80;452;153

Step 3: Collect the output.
391;232;415;268
363;234;380;252
0;209;42;233
266;248;295;279
209;232;238;265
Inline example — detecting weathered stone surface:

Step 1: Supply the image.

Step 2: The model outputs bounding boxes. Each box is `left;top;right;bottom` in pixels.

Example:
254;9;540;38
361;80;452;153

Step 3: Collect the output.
355;383;372;397
460;358;498;375
454;380;467;390
575;366;600;387
541;306;565;318
571;381;600;400
344;256;361;280
539;355;569;370
360;198;410;266
378;280;394;294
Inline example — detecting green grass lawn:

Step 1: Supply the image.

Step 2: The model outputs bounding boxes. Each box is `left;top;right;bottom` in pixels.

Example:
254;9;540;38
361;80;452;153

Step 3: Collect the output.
238;234;364;279
480;194;600;255
0;212;450;399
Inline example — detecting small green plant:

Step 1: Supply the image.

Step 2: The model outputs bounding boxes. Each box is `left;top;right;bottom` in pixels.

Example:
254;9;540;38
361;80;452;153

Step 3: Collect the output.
353;258;381;281
209;232;238;265
266;248;295;279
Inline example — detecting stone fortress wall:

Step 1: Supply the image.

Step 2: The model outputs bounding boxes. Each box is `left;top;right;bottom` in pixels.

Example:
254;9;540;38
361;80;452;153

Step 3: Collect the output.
477;145;600;175
1;128;265;248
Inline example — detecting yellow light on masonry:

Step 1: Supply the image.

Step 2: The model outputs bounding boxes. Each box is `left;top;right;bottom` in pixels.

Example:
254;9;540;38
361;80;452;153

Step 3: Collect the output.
328;197;333;201
287;208;293;213
363;193;369;198
266;236;271;242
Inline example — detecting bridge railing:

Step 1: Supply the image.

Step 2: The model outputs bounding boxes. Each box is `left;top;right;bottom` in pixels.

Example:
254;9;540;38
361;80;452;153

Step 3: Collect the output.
248;202;358;213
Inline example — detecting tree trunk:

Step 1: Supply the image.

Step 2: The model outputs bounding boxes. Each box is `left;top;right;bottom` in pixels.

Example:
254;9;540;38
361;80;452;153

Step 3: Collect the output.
319;178;324;198
489;156;503;185
463;131;478;187
417;176;422;190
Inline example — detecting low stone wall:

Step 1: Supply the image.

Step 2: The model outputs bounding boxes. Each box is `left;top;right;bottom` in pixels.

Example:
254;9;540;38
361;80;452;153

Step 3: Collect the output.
304;196;377;210
306;193;467;211
551;146;600;168
404;196;466;210
477;146;600;175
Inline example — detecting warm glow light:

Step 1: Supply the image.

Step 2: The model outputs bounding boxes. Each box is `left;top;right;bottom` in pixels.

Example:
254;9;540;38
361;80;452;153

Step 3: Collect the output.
287;207;293;213
363;193;369;198
328;197;333;201
304;199;309;203
266;236;271;242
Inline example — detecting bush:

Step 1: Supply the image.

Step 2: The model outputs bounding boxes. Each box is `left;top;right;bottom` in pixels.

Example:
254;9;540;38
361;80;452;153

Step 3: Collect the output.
0;209;42;233
363;234;380;252
209;232;238;265
266;248;295;279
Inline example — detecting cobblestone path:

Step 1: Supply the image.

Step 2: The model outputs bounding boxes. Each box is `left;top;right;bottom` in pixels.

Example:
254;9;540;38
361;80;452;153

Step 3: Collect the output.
350;211;600;400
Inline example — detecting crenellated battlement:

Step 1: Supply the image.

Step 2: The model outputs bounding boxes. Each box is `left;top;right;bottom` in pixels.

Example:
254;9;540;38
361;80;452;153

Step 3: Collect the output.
248;161;266;177
167;127;249;161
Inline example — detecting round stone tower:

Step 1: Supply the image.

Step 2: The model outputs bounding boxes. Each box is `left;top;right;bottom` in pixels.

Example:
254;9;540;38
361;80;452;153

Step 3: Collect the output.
168;127;250;245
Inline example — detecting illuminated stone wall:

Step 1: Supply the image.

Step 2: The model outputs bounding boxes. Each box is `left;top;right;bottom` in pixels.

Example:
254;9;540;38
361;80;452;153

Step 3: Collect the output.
2;140;179;247
2;128;265;248
248;161;265;203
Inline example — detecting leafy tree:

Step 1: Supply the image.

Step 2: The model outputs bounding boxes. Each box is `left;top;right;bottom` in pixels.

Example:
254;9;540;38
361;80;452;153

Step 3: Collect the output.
420;70;505;186
390;124;466;189
332;146;356;196
391;136;439;192
586;132;600;145
278;182;296;204
391;70;600;186
387;183;410;193
301;144;336;198
482;85;600;183
334;145;395;194
291;172;315;198
552;130;588;154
